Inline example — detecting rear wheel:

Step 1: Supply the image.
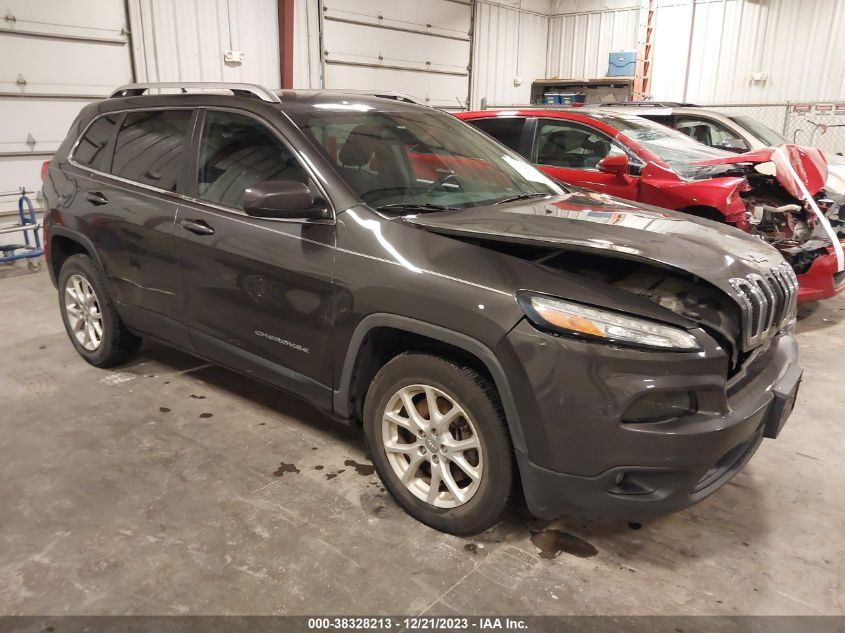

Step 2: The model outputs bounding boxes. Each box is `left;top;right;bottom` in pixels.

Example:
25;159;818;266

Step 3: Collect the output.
363;353;513;535
58;254;141;367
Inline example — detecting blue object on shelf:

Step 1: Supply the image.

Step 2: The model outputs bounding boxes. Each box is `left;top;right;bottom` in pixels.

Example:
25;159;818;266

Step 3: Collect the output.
559;93;586;106
607;50;636;77
543;92;560;105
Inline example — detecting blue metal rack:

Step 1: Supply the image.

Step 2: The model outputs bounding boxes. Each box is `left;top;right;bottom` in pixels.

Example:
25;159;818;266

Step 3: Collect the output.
0;189;43;271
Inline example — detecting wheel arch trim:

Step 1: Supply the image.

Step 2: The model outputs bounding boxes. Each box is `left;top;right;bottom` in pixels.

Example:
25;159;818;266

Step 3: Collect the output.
47;227;109;287
333;313;526;452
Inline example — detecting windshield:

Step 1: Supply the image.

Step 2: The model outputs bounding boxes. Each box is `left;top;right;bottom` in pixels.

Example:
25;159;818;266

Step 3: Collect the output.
599;114;731;170
290;104;562;210
729;115;787;146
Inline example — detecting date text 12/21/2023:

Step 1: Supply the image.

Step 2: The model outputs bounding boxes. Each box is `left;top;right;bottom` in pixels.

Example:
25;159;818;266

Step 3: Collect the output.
306;617;528;630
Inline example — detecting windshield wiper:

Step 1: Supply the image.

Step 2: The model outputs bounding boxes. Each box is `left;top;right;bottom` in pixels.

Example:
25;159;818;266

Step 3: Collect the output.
492;193;551;205
376;203;459;213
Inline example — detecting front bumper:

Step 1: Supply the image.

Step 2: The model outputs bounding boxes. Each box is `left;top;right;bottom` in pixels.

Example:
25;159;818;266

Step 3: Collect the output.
500;320;801;521
796;243;845;303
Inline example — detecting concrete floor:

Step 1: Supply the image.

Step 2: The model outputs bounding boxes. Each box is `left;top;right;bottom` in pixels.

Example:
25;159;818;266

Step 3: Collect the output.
1;264;843;616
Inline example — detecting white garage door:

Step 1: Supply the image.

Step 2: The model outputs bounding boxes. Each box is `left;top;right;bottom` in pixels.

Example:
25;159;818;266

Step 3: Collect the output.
0;0;132;211
321;0;472;109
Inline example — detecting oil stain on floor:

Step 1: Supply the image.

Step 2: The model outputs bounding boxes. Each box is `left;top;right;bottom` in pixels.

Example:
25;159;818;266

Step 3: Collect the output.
344;459;375;476
273;462;300;477
530;529;598;560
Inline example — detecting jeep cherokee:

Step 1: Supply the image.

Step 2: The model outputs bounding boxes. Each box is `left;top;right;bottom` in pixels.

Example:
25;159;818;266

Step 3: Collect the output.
42;83;802;534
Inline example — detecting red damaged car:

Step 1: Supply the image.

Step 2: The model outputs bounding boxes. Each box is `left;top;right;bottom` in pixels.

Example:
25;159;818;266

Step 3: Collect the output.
456;109;845;303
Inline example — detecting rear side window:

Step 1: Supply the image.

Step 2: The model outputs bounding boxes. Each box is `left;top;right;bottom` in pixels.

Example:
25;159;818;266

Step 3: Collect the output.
73;113;121;171
196;110;309;209
467;117;526;154
111;110;193;191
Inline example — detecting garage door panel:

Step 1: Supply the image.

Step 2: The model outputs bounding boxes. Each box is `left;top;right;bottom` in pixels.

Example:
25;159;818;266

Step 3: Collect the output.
323;20;470;75
0;0;126;41
324;0;471;39
0;155;47;212
0;36;131;96
325;65;468;108
0;98;91;155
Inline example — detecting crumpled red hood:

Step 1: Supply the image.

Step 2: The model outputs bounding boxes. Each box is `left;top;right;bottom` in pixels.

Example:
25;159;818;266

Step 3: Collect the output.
693;144;828;199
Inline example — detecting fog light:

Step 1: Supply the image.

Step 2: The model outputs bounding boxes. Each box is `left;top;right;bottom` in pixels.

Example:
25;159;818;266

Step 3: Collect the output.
622;391;696;423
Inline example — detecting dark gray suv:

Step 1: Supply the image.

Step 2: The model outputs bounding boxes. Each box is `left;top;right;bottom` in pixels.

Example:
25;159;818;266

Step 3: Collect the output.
42;83;802;534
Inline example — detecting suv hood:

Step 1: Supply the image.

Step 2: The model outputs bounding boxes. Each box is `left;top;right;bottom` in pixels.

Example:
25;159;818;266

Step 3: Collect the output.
401;190;782;297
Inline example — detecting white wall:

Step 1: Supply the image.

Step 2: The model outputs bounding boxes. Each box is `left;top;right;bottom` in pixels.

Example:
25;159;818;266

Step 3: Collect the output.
127;0;280;87
652;0;845;105
293;0;322;89
547;0;640;80
0;0;132;211
472;1;550;108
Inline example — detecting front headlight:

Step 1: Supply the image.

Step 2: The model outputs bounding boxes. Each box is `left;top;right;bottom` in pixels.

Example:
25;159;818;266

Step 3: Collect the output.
518;293;700;351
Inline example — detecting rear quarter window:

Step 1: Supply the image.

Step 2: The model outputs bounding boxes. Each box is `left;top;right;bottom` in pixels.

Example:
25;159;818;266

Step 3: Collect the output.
72;113;122;171
111;110;193;191
466;117;526;154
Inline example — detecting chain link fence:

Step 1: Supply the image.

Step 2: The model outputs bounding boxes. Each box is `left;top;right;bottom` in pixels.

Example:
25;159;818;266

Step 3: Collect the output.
706;102;845;156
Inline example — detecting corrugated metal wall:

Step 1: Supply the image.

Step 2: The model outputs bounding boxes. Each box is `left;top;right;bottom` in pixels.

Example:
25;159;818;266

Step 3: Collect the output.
128;0;280;88
651;0;845;104
472;1;550;108
293;0;321;89
546;0;640;79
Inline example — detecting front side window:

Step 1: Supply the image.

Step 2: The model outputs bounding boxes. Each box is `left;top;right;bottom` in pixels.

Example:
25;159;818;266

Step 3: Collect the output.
111;110;193;191
533;119;626;169
468;117;527;153
73;113;121;171
196;111;309;209
729;115;787;147
675;117;744;149
291;106;560;210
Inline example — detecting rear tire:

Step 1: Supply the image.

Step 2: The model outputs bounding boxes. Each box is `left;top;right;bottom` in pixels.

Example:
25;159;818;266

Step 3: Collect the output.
363;352;513;535
58;254;141;367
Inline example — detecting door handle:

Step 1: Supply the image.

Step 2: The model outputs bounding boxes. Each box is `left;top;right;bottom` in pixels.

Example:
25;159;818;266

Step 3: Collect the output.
179;219;215;236
85;191;108;206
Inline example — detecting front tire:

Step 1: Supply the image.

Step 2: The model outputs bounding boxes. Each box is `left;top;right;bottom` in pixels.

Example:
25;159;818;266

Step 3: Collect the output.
363;353;513;535
58;254;141;367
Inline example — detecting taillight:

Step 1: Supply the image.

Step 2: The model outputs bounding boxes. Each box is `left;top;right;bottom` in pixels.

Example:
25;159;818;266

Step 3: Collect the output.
41;160;50;182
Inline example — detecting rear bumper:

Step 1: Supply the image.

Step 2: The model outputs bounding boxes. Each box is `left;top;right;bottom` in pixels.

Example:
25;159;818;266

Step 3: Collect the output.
503;320;801;522
796;244;845;303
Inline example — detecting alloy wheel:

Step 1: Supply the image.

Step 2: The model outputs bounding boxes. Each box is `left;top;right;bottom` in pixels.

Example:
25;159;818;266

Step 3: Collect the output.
64;274;103;351
381;384;483;508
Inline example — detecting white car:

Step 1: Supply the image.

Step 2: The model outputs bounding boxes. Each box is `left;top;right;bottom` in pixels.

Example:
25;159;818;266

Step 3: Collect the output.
600;103;845;205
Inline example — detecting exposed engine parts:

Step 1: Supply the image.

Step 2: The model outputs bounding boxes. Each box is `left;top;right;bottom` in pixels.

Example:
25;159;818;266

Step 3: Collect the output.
736;168;843;274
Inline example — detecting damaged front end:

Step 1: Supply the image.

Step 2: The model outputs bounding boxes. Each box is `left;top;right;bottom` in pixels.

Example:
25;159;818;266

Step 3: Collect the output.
691;145;845;301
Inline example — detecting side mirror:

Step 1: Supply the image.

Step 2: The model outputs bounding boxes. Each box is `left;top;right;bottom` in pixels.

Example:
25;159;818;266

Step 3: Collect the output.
715;138;748;153
597;154;629;175
242;180;329;220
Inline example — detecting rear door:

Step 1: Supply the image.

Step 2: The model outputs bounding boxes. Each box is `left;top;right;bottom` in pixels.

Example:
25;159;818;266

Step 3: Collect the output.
529;118;641;199
174;108;337;406
69;108;195;348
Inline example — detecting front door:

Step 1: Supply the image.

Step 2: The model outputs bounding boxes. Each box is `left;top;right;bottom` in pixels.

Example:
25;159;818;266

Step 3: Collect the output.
174;109;337;406
531;118;640;200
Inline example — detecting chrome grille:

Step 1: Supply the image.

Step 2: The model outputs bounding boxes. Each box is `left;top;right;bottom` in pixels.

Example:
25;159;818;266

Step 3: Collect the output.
729;263;798;349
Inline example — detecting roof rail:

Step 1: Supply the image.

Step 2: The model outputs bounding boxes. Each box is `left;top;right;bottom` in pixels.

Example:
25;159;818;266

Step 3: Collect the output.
314;89;423;105
602;101;700;108
110;82;281;104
